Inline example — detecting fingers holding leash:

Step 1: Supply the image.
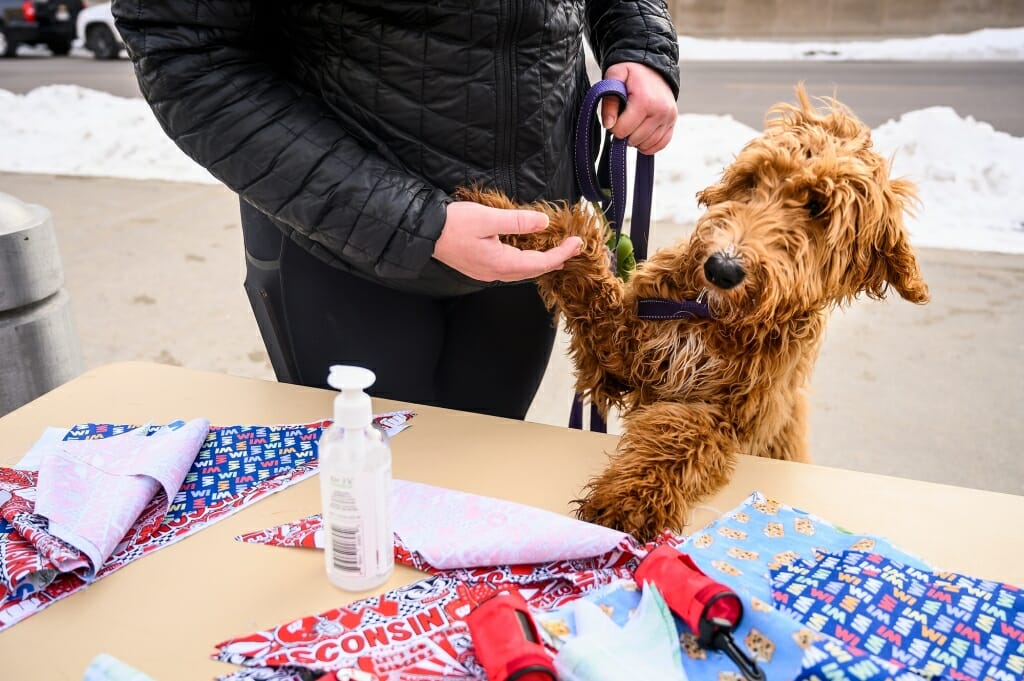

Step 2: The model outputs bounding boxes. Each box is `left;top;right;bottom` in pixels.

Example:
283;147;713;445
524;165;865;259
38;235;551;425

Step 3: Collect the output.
601;62;678;155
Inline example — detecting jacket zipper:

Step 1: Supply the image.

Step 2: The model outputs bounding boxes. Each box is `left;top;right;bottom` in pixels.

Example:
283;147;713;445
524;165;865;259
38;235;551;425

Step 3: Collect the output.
495;0;520;197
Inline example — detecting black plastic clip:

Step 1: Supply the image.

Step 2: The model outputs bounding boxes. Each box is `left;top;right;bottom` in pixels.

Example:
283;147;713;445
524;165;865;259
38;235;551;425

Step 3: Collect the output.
700;615;766;681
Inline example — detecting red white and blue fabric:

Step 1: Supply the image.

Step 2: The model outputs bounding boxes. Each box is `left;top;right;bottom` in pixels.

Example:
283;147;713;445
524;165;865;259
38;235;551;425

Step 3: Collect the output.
215;531;660;680
0;412;415;632
771;550;1024;681
217;491;1022;681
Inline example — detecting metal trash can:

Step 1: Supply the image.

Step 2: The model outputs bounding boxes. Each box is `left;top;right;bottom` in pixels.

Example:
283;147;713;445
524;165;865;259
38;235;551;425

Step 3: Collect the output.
0;192;83;415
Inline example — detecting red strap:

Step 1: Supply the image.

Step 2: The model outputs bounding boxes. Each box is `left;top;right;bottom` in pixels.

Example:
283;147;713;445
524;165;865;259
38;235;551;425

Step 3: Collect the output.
634;545;743;633
465;590;556;681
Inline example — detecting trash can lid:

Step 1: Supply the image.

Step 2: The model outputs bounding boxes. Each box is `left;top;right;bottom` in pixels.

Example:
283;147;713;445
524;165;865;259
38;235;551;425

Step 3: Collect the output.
0;192;46;236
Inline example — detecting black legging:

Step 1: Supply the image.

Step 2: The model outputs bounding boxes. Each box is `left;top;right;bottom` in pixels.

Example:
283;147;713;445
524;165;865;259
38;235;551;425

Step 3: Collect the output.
240;200;557;420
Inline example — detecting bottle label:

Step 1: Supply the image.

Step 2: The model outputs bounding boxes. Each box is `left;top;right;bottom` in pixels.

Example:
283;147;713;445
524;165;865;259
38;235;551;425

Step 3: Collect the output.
325;467;392;578
328;488;362;574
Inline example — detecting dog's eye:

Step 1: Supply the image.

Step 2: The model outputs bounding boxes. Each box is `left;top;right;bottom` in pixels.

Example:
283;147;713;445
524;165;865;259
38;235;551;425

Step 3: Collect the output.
805;198;827;219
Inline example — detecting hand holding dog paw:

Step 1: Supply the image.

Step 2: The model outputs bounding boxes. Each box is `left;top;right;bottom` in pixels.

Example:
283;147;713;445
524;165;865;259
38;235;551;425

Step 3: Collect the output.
434;201;583;282
602;62;678;155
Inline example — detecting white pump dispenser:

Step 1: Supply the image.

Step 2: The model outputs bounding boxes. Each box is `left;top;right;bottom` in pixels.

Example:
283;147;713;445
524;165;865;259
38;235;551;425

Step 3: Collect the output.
319;365;394;591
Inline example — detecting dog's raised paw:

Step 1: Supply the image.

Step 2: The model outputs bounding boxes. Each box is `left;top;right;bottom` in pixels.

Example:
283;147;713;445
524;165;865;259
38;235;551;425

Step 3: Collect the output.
573;493;677;544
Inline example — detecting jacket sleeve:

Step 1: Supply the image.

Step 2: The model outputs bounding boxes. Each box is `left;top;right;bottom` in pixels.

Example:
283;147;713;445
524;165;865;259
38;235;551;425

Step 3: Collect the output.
111;1;449;280
585;0;681;98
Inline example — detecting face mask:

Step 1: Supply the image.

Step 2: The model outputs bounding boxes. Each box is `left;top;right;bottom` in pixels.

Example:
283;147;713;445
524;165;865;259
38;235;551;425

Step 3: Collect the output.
554;583;685;681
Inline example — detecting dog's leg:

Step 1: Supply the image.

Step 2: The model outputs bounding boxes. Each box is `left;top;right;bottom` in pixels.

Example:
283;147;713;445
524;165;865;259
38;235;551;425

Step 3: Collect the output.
537;223;637;408
575;401;738;542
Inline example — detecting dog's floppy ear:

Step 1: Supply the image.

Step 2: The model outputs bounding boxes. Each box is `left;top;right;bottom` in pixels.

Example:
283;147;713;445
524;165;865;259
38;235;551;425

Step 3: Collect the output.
696;182;729;208
858;177;930;304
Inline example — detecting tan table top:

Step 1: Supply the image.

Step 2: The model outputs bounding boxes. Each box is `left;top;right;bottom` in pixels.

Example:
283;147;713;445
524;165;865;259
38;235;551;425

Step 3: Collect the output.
0;361;1021;680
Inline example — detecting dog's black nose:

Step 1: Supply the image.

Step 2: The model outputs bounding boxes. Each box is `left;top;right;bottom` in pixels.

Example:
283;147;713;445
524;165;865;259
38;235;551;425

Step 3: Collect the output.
704;252;746;289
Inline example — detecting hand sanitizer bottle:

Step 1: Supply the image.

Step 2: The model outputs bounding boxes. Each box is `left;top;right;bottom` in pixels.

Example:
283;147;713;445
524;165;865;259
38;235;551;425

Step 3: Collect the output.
319;365;394;591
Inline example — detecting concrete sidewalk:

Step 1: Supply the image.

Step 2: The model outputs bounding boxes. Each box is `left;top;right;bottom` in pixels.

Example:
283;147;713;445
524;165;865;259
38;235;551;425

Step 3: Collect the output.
2;171;1021;497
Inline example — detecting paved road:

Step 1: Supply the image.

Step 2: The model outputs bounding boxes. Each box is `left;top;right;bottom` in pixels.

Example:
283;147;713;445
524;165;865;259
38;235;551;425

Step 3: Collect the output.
0;52;142;98
680;60;1024;134
1;55;1022;134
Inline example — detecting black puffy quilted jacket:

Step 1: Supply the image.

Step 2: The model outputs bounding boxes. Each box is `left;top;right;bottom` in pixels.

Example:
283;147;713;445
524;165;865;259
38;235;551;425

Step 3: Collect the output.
113;1;680;296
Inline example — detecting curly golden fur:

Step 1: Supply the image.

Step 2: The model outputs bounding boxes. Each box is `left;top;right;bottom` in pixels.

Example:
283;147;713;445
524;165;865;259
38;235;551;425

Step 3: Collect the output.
462;86;929;542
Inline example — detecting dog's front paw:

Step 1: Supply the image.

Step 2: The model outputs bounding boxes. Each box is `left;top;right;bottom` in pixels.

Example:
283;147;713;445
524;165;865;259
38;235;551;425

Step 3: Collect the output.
574;483;687;544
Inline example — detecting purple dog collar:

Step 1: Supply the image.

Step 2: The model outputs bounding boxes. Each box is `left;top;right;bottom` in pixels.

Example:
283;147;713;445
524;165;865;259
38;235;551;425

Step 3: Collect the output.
636;298;712;320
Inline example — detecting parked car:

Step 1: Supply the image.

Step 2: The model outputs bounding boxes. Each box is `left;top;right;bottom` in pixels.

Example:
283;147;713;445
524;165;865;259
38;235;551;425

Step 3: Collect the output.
76;1;120;59
0;0;83;57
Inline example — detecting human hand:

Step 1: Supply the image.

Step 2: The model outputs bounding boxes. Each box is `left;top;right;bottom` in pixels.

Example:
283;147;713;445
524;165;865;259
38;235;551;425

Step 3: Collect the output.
601;62;678;155
433;201;583;282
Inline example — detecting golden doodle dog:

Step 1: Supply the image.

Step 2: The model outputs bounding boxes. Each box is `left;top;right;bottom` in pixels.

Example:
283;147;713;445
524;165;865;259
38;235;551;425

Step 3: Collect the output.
466;86;930;542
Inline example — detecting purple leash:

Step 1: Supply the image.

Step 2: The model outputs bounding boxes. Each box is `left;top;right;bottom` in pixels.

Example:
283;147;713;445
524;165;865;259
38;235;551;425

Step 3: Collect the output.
569;80;711;432
574;79;653;262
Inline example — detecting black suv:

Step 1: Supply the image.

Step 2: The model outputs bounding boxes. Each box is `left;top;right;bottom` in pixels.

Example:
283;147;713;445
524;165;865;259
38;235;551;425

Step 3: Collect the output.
0;0;83;57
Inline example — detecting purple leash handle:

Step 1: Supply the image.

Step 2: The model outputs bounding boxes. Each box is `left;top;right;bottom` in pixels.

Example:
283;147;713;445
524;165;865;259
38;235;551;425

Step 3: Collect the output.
574;79;654;261
575;80;627;204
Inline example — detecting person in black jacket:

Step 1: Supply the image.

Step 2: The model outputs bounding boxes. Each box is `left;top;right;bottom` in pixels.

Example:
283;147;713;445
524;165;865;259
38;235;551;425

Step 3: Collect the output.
112;1;680;419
